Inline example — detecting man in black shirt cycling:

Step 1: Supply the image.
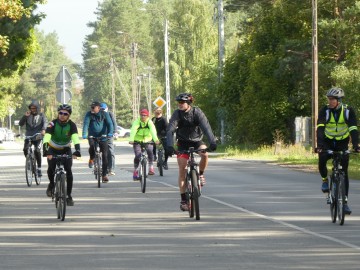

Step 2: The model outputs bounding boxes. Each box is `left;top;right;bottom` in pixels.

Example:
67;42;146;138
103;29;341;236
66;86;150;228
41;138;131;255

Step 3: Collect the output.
152;108;169;169
166;93;217;211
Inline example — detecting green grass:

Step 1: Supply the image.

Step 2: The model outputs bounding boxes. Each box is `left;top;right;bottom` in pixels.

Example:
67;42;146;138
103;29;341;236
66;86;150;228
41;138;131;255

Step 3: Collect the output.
217;143;360;180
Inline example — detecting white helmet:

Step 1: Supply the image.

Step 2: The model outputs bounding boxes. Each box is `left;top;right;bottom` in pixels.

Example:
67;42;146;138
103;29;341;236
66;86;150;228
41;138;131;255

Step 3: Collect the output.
326;87;344;99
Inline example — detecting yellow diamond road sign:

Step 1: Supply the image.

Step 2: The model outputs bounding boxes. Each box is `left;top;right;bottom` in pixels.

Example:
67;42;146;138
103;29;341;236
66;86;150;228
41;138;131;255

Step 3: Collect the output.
153;96;166;108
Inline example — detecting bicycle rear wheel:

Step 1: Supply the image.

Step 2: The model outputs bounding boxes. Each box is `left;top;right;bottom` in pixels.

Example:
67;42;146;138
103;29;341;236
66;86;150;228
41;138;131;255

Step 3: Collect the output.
140;159;147;193
25;154;33;187
191;169;200;220
57;174;67;221
329;175;337;223
337;172;346;225
157;150;164;176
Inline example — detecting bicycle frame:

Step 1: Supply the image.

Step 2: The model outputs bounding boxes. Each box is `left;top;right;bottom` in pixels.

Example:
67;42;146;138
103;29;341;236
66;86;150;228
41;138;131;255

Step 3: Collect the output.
327;150;349;225
135;142;149;193
178;147;206;220
52;154;71;221
89;136;104;188
24;133;42;186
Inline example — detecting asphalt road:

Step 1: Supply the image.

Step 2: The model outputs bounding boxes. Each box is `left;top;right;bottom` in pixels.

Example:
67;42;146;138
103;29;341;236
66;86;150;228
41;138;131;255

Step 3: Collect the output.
1;140;360;269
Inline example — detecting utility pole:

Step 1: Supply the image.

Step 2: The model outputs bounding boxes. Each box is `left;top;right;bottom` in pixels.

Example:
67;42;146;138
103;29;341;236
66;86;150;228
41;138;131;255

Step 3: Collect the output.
110;56;116;124
131;42;138;120
312;0;318;150
164;19;171;121
218;0;225;144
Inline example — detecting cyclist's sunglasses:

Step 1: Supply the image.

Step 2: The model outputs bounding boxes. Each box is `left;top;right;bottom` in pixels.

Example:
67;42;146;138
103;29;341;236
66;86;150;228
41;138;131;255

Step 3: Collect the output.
58;112;69;116
140;114;148;117
178;101;186;104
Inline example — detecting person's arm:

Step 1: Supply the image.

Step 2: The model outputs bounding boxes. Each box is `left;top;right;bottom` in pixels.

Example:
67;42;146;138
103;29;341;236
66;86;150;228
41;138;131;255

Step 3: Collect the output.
129;119;140;142
19;114;28;127
82;112;90;138
148;119;159;143
316;106;327;149
197;108;216;145
69;121;81;155
40;114;48;135
166;110;179;147
347;106;359;149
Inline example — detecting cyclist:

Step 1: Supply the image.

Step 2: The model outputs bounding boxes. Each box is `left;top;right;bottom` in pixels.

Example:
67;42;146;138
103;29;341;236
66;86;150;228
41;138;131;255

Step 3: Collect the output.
316;87;360;215
43;104;81;206
129;108;160;180
100;102;116;176
82;101;114;183
166;93;217;211
19;100;48;178
152;107;169;170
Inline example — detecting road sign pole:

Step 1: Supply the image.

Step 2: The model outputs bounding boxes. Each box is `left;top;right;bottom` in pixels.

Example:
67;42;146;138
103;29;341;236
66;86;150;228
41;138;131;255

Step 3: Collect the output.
62;66;66;104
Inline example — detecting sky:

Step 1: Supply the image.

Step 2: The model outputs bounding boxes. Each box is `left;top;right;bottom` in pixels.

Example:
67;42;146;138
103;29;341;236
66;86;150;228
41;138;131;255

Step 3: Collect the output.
36;0;103;64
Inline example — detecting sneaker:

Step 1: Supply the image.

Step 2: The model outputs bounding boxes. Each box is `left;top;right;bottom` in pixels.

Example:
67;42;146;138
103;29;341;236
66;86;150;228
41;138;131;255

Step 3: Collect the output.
199;175;206;186
321;180;329;193
109;170;116;176
148;166;155;175
133;170;139;181
37;168;42;177
88;159;94;168
163;162;168;170
154;156;157;162
326;196;331;205
46;183;54;197
180;200;189;211
102;175;109;183
344;204;352;215
66;196;74;206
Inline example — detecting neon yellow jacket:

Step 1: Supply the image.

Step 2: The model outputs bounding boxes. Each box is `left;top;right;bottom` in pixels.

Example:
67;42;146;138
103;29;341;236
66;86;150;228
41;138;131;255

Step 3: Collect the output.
129;118;159;143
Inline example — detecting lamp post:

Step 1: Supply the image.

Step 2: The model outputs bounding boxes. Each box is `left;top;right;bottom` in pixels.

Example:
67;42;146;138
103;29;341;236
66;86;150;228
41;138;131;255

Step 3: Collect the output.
139;8;171;120
312;0;318;150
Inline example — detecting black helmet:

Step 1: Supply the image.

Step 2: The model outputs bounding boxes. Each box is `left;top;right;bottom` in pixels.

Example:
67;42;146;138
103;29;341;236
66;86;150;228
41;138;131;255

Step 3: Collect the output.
326;87;344;99
175;93;193;104
57;104;72;114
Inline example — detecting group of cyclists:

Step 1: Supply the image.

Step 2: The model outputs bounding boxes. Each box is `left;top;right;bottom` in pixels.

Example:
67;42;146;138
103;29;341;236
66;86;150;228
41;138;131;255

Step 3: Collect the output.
19;88;360;215
19;93;217;211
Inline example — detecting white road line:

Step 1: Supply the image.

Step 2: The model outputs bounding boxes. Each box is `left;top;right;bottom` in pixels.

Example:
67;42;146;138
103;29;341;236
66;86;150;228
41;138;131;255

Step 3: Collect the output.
151;179;360;251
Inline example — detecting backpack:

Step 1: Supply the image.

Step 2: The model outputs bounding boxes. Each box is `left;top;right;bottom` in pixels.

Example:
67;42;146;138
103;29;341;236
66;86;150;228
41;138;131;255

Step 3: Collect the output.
325;104;349;124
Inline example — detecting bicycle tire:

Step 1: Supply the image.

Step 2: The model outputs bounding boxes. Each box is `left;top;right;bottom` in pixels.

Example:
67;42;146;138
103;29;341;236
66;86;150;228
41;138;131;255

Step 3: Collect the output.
96;155;101;188
141;158;147;193
191;169;200;220
32;156;39;185
157;150;164;176
58;174;67;221
337;172;346;225
330;175;337;223
55;174;60;219
25;154;33;187
186;172;194;218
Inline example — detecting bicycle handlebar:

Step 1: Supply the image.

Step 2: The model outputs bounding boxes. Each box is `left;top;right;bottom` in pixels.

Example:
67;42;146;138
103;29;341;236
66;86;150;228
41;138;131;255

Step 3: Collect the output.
175;148;209;155
24;133;42;140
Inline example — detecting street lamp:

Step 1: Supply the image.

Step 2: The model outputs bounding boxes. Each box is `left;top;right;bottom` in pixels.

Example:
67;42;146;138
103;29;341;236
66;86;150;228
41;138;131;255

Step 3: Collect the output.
139;8;171;121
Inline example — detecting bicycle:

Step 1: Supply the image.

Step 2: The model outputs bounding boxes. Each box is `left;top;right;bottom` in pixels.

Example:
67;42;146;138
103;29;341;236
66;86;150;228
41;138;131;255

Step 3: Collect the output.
327;150;350;225
134;142;152;193
156;142;165;177
51;154;72;221
89;136;105;188
177;147;207;221
24;133;42;187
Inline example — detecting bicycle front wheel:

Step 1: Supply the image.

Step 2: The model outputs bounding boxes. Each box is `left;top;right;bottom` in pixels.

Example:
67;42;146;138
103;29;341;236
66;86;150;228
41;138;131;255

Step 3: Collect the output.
337;172;346;225
140;159;147;193
32;156;40;185
191;169;200;220
157;150;164;176
329;175;337;223
25;154;33;187
57;174;67;221
96;156;101;188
